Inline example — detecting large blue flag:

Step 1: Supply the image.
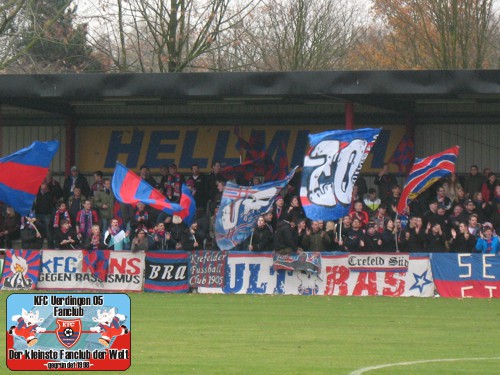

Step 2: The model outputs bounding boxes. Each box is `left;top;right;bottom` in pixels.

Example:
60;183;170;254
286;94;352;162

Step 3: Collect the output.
215;167;297;251
300;128;380;221
112;162;196;225
0;141;59;216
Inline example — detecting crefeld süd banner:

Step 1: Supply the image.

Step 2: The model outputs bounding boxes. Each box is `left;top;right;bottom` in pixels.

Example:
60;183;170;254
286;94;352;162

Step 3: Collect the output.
37;250;145;292
76;125;405;174
6;293;131;371
198;252;434;297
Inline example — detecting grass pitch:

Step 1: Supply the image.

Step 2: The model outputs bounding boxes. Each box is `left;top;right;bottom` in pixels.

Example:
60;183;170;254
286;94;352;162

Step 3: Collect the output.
2;292;500;374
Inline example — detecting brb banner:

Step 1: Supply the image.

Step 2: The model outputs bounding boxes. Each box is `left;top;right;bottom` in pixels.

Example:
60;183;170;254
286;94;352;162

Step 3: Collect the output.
77;125;405;174
431;253;500;298
198;252;434;297
37;250;145;292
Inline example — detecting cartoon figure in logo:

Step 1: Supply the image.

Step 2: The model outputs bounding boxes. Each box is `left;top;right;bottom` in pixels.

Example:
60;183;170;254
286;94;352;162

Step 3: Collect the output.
3;254;33;289
8;308;46;347
90;308;129;347
297;271;320;296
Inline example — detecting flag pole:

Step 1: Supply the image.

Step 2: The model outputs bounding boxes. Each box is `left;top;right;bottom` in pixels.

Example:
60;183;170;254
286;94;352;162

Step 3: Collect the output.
394;212;399;253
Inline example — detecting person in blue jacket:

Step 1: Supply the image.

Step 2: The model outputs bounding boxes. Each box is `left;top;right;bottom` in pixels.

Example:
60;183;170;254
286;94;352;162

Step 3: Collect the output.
475;224;500;254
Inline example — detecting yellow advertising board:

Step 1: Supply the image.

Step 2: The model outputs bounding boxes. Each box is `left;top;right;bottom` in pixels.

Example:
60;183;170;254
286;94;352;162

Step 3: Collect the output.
77;125;405;174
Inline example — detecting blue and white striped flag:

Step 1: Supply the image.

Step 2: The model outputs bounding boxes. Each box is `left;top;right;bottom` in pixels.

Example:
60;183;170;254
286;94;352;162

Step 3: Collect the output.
215;167;297;251
300;128;380;221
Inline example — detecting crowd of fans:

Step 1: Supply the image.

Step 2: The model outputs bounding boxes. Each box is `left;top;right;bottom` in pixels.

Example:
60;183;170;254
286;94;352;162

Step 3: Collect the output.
0;161;499;254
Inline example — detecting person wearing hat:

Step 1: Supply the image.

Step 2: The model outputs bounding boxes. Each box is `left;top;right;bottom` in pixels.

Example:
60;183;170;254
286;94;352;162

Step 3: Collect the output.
360;222;382;252
424;222;447;252
63;165;90;202
475;224;500;254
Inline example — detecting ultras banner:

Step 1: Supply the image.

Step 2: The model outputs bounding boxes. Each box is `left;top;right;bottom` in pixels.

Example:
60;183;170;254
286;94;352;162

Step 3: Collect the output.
37;250;145;292
197;252;434;297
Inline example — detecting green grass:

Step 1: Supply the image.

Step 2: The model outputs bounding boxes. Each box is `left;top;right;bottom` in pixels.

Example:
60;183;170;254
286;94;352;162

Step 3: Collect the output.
2;293;500;374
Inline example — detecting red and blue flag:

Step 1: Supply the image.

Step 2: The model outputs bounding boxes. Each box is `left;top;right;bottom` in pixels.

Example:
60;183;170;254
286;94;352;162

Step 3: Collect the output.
82;250;110;282
265;140;289;182
0;141;59;216
112;162;195;225
431;253;500;298
397;146;459;214
388;133;415;174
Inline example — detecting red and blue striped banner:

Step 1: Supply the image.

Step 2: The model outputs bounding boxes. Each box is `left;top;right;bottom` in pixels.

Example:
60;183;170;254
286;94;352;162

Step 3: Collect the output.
144;251;190;293
0;141;59;216
112;161;195;224
431;253;500;298
0;250;41;290
397;146;459;213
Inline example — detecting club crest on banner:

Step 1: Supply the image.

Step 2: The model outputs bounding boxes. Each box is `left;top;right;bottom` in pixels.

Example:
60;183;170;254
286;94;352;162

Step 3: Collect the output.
56;319;82;348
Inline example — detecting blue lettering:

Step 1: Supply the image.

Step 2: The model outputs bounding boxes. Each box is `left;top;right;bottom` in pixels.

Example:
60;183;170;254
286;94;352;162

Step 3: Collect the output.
41;258;53;273
222;263;245;293
105;130;144;168
370;129;390;169
52;257;63;272
179;130;208;169
266;130;290;161
145;131;178;168
212;131;240;167
292;130;310;167
269;267;291;294
64;257;78;273
246;264;268;294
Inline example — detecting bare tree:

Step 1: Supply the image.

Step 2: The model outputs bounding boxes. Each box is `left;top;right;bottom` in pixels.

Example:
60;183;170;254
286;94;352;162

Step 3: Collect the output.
227;0;363;71
84;0;258;72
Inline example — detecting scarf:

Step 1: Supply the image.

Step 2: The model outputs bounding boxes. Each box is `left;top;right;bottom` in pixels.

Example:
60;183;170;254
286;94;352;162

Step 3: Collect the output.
135;210;148;221
54;209;71;228
79;210;94;237
91;234;100;250
109;225;121;236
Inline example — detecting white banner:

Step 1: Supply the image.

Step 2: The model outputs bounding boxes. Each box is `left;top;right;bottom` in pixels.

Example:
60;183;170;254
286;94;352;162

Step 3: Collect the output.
198;252;434;297
37;250;145;292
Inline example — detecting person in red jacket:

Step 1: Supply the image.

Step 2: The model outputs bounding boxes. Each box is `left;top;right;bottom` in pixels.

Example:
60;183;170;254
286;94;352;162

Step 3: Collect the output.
349;201;369;229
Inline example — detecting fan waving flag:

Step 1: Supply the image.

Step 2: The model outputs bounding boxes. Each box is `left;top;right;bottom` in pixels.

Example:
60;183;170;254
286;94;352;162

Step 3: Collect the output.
300;128;380;221
216;167;297;251
397;146;459;214
112;162;196;225
0;141;59;216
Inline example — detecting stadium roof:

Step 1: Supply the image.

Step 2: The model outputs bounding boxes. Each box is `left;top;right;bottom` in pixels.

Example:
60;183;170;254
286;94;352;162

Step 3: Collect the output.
1;70;500;127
